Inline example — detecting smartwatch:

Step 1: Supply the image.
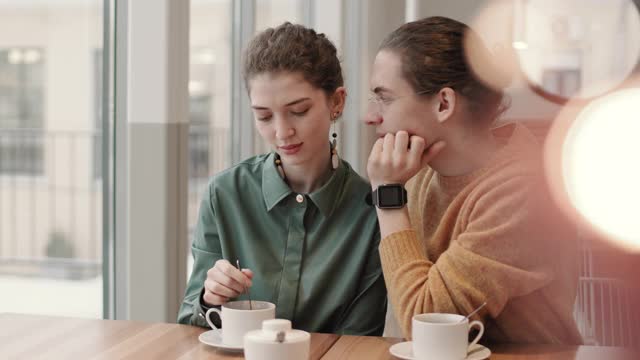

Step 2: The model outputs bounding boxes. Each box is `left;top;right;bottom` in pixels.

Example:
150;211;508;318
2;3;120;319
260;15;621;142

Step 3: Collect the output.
371;184;408;209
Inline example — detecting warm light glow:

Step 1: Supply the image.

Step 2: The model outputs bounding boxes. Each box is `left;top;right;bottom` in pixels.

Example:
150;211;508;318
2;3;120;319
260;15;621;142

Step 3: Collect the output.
188;80;206;94
7;49;22;64
517;0;640;99
561;88;640;251
23;49;41;64
512;41;529;50
193;48;216;65
466;0;520;92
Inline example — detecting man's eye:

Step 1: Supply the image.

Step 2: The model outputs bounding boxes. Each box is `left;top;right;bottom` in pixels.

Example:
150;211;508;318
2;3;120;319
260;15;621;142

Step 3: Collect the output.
257;115;272;121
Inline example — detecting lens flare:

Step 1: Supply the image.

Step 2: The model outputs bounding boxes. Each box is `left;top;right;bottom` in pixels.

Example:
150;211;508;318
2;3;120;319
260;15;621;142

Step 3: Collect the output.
466;0;521;92
517;0;640;100
545;87;640;252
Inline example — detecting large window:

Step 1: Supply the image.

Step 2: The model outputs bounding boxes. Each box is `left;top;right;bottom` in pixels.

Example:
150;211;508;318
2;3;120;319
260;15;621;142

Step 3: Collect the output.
92;49;103;180
255;0;304;31
0;47;45;175
188;0;233;276
187;1;306;278
252;0;304;154
0;1;107;319
188;47;216;181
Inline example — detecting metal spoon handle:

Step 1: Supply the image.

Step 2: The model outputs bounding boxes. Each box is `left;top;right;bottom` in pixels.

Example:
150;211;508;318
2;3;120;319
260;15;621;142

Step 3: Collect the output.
236;259;253;310
461;302;487;323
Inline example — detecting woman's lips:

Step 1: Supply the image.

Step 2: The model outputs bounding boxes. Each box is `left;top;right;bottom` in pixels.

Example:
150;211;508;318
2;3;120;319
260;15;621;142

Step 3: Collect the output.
279;143;303;155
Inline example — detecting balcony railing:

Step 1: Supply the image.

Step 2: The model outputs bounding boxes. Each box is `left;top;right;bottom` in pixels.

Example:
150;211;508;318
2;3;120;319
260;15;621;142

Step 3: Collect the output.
0;128;102;279
0;126;229;280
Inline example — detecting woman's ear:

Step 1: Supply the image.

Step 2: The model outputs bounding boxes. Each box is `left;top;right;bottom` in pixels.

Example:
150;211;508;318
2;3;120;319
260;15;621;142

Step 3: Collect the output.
331;86;347;116
434;87;456;123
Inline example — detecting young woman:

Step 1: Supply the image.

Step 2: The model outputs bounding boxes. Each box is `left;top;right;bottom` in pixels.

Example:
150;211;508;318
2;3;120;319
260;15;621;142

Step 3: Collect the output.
364;16;582;344
178;22;386;335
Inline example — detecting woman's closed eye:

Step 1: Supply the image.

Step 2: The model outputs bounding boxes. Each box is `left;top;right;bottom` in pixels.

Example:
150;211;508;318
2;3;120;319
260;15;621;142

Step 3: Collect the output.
290;107;310;117
255;112;273;121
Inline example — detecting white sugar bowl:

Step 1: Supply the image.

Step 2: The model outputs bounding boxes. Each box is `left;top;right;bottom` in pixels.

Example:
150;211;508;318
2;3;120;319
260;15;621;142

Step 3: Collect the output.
244;319;310;360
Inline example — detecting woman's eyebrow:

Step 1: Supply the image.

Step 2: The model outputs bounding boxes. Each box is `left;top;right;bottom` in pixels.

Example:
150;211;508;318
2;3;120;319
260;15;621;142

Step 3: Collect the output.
284;97;311;106
251;97;311;110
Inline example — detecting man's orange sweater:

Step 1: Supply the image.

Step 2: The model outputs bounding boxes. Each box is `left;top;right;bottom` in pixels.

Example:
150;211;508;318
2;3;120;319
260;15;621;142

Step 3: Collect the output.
379;123;583;344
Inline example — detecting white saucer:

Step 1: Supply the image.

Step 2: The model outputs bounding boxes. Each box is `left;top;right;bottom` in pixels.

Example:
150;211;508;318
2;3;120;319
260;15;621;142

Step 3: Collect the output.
389;341;491;360
198;330;244;352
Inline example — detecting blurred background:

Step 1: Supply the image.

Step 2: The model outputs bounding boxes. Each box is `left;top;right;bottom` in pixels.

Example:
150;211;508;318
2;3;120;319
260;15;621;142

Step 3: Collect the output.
0;0;638;349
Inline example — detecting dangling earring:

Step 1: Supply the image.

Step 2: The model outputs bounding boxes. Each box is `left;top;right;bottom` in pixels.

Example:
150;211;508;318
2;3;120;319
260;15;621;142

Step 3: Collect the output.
274;153;286;180
331;112;339;170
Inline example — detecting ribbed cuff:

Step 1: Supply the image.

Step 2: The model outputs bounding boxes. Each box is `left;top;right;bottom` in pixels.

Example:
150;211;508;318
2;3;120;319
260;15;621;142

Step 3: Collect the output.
379;229;426;273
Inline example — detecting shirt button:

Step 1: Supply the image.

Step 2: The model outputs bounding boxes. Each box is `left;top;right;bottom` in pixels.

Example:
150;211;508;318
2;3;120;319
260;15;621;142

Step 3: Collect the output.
296;194;304;203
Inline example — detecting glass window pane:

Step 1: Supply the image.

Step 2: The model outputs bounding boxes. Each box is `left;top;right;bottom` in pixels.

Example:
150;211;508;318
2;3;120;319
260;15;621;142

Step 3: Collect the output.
0;1;105;318
187;1;304;278
188;0;232;277
256;0;304;31
253;0;304;155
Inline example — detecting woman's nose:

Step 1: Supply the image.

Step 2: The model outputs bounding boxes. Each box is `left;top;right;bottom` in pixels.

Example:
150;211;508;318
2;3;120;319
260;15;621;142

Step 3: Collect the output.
275;118;295;140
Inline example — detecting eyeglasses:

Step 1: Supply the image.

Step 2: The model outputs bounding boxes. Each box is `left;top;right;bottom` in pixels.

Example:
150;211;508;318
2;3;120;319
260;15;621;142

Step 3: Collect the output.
367;90;431;114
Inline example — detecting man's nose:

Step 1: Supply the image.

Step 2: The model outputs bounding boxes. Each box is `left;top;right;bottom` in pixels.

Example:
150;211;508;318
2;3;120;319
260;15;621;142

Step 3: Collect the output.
363;108;383;125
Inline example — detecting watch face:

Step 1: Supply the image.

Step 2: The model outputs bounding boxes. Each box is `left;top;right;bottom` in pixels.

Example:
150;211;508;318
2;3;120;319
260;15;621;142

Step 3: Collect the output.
378;185;403;207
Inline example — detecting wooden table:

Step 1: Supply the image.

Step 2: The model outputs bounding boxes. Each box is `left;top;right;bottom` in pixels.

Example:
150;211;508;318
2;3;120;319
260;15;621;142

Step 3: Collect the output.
1;313;637;359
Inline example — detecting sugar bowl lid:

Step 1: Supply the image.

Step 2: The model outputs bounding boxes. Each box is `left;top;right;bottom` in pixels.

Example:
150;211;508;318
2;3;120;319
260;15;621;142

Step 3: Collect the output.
245;319;310;344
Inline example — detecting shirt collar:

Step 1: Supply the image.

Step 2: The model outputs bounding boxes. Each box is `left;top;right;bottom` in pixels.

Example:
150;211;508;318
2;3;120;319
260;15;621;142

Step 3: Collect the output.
262;152;347;217
262;152;293;211
308;158;346;218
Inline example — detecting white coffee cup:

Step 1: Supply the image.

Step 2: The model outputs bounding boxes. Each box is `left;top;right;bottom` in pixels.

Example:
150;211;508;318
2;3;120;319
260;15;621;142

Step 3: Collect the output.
205;300;276;347
412;313;484;360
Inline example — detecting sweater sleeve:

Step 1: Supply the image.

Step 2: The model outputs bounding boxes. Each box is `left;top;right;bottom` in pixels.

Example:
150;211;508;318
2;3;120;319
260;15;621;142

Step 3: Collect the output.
379;175;556;339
